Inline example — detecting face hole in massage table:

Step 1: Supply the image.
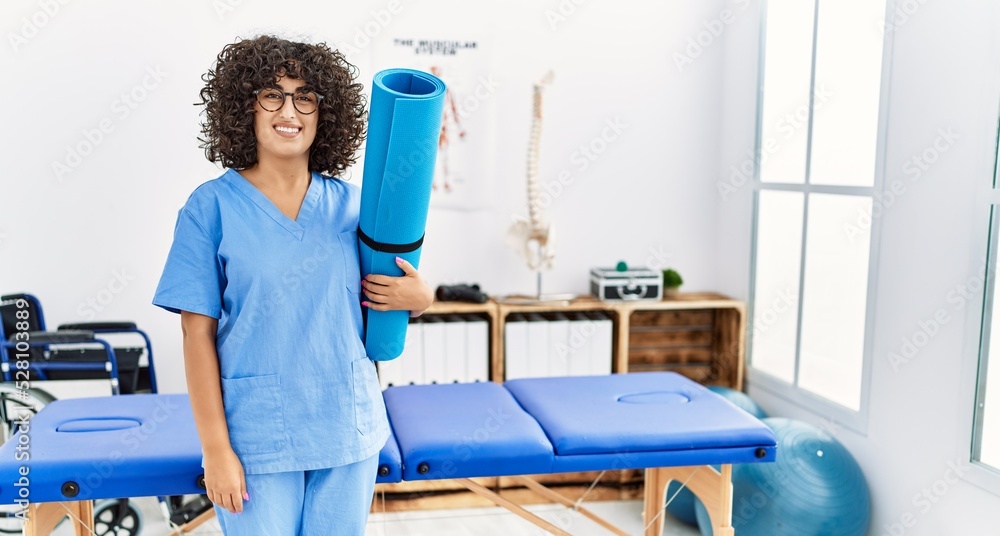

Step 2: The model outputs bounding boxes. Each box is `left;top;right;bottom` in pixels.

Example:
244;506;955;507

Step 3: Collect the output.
380;72;438;96
616;391;691;405
55;418;143;433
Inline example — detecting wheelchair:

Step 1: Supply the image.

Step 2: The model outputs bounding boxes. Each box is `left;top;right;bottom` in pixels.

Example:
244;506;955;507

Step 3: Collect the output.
0;293;213;535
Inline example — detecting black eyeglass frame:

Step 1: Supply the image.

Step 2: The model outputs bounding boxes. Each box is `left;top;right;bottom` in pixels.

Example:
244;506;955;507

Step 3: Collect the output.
253;88;325;115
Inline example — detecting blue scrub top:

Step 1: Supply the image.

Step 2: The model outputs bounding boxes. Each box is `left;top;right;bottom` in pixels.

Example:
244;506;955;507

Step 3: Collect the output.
153;169;390;474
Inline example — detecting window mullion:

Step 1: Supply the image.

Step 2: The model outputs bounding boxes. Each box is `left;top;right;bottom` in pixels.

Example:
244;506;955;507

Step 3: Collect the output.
793;0;821;387
793;192;809;387
803;0;820;187
974;207;1000;461
759;183;875;197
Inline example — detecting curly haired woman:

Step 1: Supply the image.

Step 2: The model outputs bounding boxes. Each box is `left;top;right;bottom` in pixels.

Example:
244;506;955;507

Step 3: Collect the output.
152;35;433;535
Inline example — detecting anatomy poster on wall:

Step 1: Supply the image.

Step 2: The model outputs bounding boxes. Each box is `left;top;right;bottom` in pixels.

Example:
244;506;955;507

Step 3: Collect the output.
373;36;496;210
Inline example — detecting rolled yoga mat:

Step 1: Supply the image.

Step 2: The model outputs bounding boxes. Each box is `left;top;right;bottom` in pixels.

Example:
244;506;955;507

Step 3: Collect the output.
358;68;446;360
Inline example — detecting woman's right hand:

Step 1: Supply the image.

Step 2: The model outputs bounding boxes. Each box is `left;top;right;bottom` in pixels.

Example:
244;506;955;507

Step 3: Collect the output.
203;446;247;514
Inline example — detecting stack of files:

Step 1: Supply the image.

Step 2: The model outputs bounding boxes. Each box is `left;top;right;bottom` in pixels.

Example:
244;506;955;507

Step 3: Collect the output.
377;315;489;389
504;311;613;380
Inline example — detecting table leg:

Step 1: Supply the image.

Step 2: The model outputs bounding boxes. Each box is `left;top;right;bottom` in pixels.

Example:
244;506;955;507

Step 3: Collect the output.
23;500;95;536
649;465;734;536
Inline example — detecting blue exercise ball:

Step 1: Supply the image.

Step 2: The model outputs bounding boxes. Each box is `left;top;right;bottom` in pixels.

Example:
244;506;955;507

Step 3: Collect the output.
664;386;768;527
707;386;769;420
664;480;700;526
694;418;870;536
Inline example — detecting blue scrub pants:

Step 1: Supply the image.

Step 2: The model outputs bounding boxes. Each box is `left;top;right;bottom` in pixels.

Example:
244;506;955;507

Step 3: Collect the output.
214;453;378;535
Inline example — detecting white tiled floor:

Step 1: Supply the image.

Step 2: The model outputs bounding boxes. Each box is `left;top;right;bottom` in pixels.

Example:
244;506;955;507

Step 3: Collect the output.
52;496;701;535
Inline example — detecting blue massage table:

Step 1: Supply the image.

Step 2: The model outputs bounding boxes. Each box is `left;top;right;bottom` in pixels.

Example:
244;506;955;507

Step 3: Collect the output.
0;372;776;535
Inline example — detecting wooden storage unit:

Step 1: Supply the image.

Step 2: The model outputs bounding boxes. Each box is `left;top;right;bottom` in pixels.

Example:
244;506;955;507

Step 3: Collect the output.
373;291;746;512
615;293;745;389
494;292;745;389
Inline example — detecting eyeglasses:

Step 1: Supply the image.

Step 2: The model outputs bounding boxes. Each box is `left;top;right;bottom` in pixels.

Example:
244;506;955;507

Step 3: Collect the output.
254;87;324;115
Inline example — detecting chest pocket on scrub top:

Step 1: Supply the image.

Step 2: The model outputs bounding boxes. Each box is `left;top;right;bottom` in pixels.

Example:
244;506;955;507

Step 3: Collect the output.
220;373;285;455
336;230;364;338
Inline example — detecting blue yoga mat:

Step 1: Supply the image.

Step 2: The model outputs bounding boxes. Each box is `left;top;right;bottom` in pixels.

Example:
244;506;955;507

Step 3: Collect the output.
359;69;445;360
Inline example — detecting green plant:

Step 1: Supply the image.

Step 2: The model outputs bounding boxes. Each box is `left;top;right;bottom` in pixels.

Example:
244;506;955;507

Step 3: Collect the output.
663;268;683;289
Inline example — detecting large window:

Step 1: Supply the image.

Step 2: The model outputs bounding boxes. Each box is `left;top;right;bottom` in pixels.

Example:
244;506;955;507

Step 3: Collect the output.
749;0;889;424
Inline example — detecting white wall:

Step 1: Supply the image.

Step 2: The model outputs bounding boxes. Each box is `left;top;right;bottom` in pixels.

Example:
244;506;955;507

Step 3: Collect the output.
0;0;728;395
719;0;1000;534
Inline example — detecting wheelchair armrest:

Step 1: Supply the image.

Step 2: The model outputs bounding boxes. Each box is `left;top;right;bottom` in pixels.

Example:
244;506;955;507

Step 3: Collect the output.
58;322;137;332
7;330;96;345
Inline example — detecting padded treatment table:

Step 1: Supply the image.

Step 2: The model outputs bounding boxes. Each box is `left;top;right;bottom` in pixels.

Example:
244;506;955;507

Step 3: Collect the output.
383;373;776;535
0;394;205;535
0;373;776;536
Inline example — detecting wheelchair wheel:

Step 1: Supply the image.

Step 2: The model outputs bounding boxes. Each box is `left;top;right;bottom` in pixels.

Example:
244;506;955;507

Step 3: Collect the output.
94;499;142;536
0;508;23;534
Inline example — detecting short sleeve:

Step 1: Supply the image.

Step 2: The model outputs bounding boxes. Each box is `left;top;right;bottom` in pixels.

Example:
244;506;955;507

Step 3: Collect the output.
152;208;225;318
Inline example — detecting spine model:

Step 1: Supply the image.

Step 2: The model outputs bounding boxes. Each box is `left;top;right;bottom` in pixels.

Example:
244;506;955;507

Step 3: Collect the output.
508;71;556;271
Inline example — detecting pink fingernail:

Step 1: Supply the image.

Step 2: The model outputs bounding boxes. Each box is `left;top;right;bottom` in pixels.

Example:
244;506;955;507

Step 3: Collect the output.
362;301;369;307
244;491;250;501
395;256;403;263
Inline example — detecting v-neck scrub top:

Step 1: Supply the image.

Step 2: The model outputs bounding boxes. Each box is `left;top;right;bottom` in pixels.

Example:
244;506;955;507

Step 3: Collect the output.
153;169;390;475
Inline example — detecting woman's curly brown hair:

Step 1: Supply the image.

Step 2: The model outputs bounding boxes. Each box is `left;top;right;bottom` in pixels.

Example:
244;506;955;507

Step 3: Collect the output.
197;35;366;176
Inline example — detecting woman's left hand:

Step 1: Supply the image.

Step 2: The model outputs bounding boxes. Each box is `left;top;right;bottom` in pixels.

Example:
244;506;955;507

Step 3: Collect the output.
361;257;434;317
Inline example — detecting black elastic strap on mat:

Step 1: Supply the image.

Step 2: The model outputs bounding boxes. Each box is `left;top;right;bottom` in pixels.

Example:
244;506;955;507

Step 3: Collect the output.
357;227;424;254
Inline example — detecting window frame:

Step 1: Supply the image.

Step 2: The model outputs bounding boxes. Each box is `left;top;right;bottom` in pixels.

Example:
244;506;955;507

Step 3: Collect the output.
960;139;1000;496
746;0;897;434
